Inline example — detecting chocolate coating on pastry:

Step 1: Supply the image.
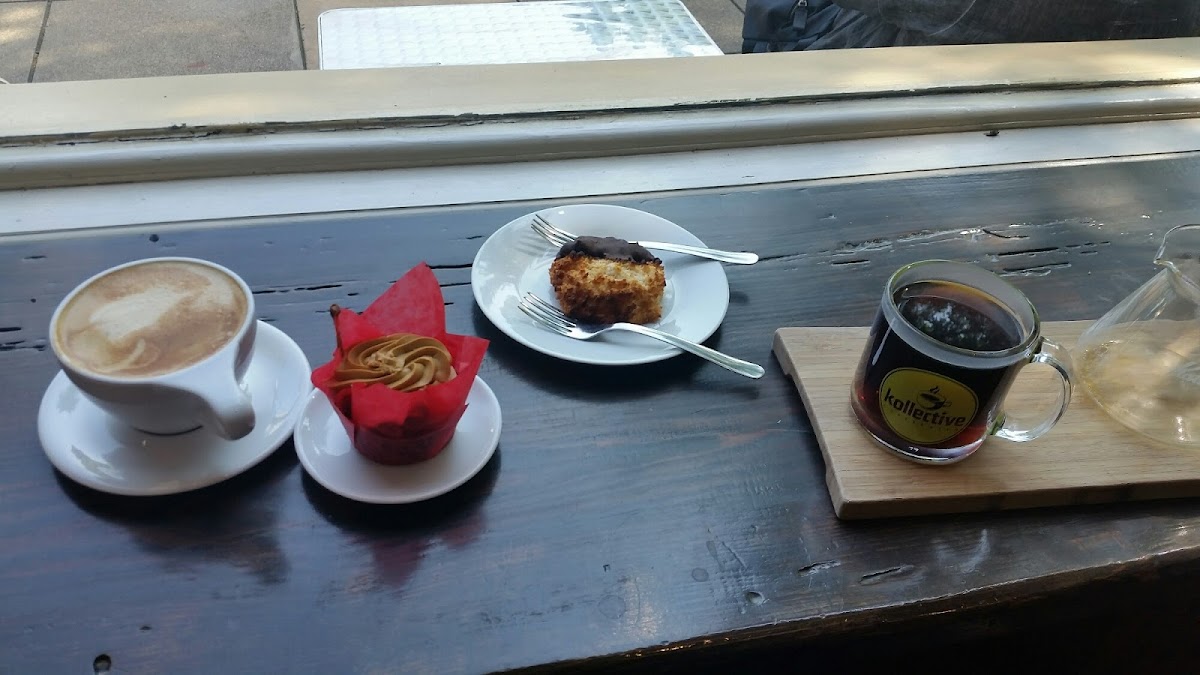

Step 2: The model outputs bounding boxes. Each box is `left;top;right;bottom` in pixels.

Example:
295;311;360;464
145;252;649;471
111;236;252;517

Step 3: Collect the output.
556;236;660;264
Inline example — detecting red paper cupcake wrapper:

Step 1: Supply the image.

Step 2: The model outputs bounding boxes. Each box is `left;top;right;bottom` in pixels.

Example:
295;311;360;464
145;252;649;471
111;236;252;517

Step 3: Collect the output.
335;402;467;465
311;263;488;465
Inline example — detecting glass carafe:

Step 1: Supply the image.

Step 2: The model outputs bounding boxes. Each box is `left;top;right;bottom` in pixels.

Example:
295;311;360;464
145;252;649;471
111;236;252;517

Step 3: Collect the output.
1077;224;1200;447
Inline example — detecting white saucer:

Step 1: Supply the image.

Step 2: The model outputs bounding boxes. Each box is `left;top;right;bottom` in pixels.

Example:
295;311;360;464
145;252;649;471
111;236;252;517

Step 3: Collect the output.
293;377;501;504
471;203;730;366
38;321;312;497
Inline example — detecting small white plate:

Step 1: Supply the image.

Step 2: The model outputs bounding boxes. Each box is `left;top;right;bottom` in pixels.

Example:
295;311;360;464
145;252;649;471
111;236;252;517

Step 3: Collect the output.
471;203;730;365
293;377;501;504
38;322;312;497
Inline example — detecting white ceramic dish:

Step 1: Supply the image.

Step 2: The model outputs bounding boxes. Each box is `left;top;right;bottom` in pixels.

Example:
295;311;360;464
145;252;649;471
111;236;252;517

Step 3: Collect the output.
293;377;501;504
38;321;312;496
471;203;730;366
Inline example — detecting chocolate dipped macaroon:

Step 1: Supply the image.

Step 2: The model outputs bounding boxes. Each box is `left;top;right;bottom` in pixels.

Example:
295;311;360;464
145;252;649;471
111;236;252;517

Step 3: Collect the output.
549;235;665;325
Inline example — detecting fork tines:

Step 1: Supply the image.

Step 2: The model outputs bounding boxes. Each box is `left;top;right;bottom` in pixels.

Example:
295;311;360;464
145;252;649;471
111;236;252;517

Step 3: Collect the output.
524;293;570;319
519;293;574;332
530;213;572;246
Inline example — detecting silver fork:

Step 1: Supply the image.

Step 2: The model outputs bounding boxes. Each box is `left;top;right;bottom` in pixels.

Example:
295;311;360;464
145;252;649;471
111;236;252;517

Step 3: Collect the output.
517;293;764;379
531;213;758;265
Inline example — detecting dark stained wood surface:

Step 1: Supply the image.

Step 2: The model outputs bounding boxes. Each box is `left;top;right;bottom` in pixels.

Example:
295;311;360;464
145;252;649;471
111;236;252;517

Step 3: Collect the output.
3;154;1200;673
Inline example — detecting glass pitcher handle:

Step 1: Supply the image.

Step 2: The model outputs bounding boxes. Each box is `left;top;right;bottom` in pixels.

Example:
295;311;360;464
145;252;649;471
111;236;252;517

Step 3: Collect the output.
994;338;1073;443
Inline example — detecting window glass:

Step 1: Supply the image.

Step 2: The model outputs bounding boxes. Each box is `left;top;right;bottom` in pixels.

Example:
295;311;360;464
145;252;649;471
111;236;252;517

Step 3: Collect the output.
743;1;1200;52
6;0;1195;86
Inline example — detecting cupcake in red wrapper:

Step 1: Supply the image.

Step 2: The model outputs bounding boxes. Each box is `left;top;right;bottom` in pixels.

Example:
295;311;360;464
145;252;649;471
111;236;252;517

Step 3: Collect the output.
311;264;489;465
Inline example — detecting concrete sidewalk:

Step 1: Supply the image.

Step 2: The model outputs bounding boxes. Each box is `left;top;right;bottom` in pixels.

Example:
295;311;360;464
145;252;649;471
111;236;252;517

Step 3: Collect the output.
0;0;745;84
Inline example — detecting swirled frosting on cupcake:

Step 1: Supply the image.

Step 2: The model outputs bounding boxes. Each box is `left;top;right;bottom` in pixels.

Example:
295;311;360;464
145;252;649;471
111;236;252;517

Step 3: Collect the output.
332;333;455;392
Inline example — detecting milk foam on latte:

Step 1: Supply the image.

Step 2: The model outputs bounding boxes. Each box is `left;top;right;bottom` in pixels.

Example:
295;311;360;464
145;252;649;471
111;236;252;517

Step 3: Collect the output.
54;260;248;378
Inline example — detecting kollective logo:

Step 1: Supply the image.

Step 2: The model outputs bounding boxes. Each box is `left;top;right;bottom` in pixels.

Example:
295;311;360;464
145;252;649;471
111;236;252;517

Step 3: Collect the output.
879;369;978;444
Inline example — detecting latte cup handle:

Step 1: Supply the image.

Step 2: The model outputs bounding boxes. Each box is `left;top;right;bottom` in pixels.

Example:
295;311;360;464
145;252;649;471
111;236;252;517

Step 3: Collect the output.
184;375;256;441
993;337;1073;443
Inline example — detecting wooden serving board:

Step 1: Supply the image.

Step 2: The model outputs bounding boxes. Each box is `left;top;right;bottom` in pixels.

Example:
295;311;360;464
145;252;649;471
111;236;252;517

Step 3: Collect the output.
773;321;1200;520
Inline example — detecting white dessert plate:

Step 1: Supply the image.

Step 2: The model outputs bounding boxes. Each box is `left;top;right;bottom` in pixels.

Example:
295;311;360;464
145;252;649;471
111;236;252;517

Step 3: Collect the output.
293;377;501;504
471;203;730;366
38;322;312;497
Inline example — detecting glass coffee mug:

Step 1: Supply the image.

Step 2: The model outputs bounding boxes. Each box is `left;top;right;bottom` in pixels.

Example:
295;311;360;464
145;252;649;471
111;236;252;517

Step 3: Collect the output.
850;260;1073;464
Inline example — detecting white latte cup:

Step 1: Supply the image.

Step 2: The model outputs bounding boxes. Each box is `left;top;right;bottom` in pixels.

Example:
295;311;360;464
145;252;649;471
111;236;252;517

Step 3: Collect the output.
49;257;258;440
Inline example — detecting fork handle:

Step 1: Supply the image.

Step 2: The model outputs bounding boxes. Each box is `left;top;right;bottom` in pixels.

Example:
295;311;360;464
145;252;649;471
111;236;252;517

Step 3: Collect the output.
632;241;758;265
613;323;764;379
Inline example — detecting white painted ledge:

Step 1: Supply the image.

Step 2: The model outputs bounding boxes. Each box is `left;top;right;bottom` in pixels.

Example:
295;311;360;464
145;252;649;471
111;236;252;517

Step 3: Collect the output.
2;38;1200;237
2;39;1199;143
3;82;1200;191
4;117;1199;237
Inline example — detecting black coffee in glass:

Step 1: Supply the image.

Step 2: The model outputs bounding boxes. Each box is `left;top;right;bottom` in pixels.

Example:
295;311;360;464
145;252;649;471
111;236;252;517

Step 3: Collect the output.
851;261;1073;464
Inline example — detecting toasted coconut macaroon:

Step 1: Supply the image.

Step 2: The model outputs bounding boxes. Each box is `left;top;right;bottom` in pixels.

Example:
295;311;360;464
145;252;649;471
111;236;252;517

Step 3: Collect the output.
549;235;665;324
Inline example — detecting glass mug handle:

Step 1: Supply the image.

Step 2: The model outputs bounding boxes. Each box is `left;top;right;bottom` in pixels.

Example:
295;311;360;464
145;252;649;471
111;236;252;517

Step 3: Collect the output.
992;337;1073;442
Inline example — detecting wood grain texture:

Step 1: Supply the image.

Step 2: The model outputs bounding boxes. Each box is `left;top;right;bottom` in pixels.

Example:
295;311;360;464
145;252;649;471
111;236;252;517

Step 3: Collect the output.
775;322;1200;519
3;153;1200;673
